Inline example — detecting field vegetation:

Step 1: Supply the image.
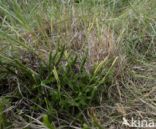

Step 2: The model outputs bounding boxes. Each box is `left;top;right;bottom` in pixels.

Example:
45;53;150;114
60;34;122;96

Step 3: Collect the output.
0;0;156;128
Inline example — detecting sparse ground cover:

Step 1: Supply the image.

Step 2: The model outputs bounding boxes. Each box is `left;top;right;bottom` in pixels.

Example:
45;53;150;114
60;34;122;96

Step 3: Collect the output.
0;0;156;128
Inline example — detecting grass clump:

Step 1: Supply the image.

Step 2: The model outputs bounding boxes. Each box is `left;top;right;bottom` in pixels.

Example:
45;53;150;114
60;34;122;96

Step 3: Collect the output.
0;46;117;128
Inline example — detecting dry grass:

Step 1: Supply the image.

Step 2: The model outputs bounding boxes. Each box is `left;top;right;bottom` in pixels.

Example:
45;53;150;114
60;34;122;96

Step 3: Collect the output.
0;0;156;128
